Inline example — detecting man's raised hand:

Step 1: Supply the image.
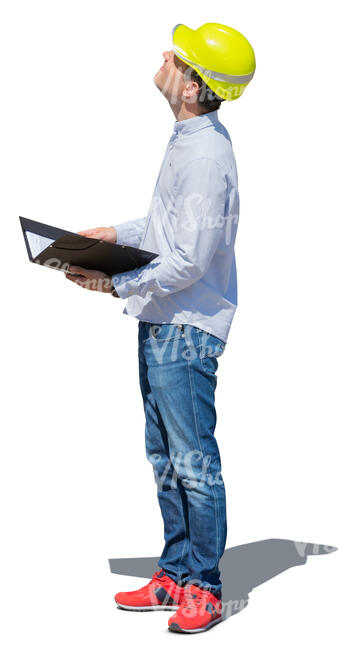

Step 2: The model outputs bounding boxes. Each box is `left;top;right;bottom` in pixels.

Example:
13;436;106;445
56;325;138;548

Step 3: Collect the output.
77;226;117;243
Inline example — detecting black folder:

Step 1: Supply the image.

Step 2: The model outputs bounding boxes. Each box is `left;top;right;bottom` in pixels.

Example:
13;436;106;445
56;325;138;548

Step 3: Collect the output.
20;216;158;276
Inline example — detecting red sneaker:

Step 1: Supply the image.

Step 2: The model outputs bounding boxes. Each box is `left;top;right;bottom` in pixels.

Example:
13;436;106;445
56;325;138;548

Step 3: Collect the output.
168;584;222;633
114;569;184;611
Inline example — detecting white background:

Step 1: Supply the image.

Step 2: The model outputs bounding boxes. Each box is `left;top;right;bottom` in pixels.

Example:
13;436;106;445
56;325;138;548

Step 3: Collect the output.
1;0;360;647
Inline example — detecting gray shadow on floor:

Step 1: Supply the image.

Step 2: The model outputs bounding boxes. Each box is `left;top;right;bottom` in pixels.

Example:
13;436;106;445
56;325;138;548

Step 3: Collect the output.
109;538;337;619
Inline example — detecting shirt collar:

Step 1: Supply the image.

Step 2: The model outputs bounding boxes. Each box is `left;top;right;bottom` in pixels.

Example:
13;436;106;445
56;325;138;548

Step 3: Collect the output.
173;110;219;136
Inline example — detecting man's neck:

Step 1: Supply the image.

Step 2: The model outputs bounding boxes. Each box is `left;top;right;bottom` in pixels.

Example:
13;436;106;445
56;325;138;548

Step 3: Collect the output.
170;100;207;122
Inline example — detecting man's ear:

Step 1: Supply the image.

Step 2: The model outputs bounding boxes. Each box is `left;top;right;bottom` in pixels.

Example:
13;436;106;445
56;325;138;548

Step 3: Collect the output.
183;80;200;102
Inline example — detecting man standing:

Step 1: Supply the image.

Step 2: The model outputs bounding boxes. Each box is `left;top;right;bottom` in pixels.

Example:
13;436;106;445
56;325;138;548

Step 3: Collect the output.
65;23;255;633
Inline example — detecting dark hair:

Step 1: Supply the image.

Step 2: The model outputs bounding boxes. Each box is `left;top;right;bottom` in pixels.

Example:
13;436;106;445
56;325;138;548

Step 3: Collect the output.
188;68;224;112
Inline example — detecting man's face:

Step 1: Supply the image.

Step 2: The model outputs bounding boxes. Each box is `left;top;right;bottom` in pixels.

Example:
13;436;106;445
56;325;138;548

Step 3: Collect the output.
154;50;197;105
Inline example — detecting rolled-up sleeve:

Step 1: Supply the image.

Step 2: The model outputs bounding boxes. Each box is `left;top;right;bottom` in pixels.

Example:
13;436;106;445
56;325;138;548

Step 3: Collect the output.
111;216;147;248
111;158;227;299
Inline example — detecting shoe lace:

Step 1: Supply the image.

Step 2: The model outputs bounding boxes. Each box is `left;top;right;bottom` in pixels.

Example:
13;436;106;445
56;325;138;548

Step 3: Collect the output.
182;586;204;613
147;570;167;587
130;571;166;596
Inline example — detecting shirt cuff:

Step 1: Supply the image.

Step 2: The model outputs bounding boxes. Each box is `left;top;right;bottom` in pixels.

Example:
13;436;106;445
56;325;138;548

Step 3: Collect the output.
111;270;139;299
111;220;145;248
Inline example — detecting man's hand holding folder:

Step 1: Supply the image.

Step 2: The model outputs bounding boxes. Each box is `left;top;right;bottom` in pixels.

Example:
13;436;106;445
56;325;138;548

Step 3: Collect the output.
64;225;119;294
20;216;157;294
76;226;117;244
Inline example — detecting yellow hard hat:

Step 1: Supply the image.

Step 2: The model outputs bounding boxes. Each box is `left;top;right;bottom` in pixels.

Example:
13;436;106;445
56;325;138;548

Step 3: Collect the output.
171;22;256;101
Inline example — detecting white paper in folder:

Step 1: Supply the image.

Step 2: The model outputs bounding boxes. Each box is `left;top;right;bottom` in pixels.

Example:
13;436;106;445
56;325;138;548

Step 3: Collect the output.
25;231;55;259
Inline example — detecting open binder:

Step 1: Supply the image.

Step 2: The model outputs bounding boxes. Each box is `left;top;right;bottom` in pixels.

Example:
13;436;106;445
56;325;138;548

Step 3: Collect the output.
20;216;158;276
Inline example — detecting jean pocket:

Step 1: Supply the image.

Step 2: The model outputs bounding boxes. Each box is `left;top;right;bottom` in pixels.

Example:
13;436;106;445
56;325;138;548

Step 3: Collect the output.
196;330;226;358
195;330;226;375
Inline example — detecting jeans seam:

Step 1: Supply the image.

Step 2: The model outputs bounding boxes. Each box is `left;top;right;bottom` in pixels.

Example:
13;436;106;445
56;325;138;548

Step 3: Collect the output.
186;331;221;584
176;535;188;585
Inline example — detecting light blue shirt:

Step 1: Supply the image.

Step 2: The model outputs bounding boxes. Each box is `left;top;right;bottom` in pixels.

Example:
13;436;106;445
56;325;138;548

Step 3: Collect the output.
111;110;239;343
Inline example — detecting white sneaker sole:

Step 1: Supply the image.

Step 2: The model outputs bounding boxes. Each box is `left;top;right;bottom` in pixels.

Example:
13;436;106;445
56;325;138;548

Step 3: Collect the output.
115;600;178;612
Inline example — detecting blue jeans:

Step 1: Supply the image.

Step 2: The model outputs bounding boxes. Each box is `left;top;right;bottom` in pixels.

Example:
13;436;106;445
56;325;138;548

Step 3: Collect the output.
138;321;227;596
